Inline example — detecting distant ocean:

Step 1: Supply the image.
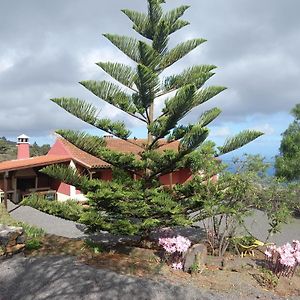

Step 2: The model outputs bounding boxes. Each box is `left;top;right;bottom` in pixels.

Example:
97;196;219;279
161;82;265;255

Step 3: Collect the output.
224;160;276;177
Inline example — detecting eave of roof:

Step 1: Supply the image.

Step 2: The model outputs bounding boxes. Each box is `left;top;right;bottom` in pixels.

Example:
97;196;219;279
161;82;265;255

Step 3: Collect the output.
0;155;72;173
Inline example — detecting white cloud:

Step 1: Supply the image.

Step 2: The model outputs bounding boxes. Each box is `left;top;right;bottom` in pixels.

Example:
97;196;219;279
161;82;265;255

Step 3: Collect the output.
251;123;275;135
210;126;231;138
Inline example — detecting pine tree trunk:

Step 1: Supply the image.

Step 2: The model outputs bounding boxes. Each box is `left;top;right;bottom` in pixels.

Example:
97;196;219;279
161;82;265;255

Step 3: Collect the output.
147;102;154;145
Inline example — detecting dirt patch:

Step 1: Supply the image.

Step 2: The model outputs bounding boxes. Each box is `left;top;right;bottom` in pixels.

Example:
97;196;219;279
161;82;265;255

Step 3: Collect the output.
25;234;300;299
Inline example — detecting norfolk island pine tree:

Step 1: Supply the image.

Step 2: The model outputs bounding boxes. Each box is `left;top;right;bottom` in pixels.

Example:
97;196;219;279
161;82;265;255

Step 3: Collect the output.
42;0;263;236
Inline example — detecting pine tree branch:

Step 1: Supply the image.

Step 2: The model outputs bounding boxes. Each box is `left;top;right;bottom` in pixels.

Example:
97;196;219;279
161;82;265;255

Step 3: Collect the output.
103;34;140;63
121;9;152;39
161;5;190;34
217;130;264;156
159;38;206;71
162;65;217;94
79;80;147;123
179;126;209;154
193;86;227;106
96;62;137;92
148;84;197;140
56;130;145;172
138;41;161;69
51;98;131;139
41;165;90;193
166;108;221;143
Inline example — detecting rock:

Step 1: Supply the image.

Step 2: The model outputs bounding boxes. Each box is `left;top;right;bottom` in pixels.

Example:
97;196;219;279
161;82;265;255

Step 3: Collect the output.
6;243;25;254
223;257;258;272
0;224;26;256
205;256;224;269
183;243;207;273
129;247;160;262
17;235;26;244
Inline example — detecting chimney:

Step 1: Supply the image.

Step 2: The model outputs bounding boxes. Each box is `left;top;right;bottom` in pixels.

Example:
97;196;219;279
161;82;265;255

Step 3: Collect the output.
103;135;113;139
17;134;30;159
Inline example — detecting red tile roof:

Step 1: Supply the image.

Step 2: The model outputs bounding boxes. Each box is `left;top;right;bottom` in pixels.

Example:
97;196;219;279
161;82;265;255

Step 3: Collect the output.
105;138;180;155
0;137;181;173
57;138;110;168
0;155;71;172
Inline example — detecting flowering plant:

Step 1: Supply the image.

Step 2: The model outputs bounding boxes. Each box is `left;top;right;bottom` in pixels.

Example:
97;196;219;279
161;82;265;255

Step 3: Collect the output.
265;240;300;278
159;236;191;270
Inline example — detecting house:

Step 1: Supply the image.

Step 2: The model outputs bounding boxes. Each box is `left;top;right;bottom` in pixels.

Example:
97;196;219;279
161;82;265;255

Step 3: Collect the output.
0;134;193;204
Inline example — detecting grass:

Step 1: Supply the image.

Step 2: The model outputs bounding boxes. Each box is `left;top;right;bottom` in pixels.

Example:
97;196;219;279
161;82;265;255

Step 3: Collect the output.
1;203;45;249
0;203;15;225
252;267;279;289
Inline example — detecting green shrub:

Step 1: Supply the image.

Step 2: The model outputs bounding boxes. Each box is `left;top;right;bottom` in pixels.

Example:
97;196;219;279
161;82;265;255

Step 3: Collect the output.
81;239;103;254
18;222;45;239
25;238;42;250
21;194;87;222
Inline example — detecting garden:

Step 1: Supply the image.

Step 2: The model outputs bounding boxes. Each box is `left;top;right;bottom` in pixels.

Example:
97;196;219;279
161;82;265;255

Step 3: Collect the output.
1;0;300;298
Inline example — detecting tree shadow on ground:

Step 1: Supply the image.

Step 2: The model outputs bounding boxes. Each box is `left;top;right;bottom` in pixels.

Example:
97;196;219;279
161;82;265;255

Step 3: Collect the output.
0;255;214;300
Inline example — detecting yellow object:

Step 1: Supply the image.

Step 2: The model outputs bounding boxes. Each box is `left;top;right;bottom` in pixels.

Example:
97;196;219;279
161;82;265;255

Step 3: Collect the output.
235;239;265;257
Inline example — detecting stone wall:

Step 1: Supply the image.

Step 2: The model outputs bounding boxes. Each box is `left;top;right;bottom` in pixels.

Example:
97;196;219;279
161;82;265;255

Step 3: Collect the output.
0;224;25;257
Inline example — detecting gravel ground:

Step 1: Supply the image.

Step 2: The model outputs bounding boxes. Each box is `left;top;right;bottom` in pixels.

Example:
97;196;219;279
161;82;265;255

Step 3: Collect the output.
0;255;289;300
3;202;300;300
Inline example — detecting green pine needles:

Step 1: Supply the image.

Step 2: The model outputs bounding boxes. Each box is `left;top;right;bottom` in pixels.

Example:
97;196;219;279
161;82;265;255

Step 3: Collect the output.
43;0;263;236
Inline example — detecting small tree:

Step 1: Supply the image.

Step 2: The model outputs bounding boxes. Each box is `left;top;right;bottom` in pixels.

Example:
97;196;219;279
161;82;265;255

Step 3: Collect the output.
0;140;8;154
43;0;262;236
275;104;300;181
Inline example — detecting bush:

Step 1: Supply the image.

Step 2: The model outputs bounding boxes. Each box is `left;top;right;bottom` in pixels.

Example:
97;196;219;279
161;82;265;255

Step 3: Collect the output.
25;238;42;250
18;222;45;239
21;194;87;222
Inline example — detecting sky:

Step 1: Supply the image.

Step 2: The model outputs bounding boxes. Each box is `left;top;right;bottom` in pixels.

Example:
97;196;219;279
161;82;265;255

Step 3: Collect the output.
1;0;300;160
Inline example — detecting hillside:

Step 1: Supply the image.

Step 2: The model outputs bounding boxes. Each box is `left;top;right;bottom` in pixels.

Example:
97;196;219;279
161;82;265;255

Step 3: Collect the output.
0;137;50;162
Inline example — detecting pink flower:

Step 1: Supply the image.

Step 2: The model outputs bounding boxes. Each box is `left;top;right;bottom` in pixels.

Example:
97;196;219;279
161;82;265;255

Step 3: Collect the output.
280;254;296;267
265;249;273;258
175;236;191;253
159;236;191;254
172;262;183;270
294;251;300;264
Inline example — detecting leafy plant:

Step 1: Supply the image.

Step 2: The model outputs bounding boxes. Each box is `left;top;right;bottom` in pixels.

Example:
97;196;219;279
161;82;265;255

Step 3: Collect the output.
25;238;42;251
253;267;279;289
18;222;45;239
81;239;103;254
